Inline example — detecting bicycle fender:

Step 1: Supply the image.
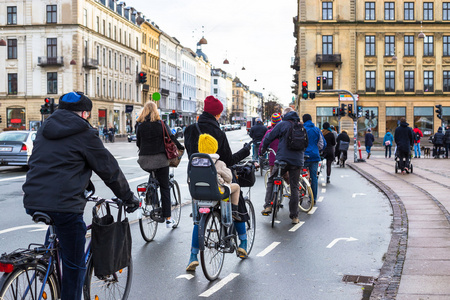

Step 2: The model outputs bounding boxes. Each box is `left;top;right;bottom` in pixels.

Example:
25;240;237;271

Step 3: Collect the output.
198;213;207;251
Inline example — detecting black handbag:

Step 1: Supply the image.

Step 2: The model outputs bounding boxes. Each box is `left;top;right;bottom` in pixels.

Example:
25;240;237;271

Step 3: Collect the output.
339;141;350;151
91;201;131;276
235;163;256;187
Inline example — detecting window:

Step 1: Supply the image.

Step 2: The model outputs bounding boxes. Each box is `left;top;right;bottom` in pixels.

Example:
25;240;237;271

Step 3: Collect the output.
423;2;433;20
46;5;57;24
109;50;111;68
444;36;450;56
119;55;122;71
404;2;414;20
97;45;99;61
366;71;376;92
384;2;395;20
103;20;105;35
7;6;17;25
424;36;434;56
424;71;434;92
108;23;111;38
8;73;17;95
365;2;375;20
7;39;17;59
444;3;450;20
114;26;117;40
102;48;106;66
322;35;333;55
47;72;57;94
103;78;106;96
385;36;395;56
404;71;414;92
109;80;111;97
385;71;395;92
120;82;122;98
97;77;100;95
323;71;333;89
413;107;433;137
114;53;117;70
213;79;218;84
83;9;87;26
213;88;218;94
47;38;57;58
365;35;375;56
96;17;99;32
322;2;333;20
444;71;450;92
404;35;414;56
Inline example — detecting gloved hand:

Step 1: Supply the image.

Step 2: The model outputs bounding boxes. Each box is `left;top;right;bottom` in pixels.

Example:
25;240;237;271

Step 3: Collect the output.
243;143;252;151
260;148;268;156
124;194;139;213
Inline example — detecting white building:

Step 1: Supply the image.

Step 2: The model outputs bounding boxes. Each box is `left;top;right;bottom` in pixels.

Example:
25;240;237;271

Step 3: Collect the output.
196;43;211;117
181;47;197;125
249;91;263;118
211;68;229;124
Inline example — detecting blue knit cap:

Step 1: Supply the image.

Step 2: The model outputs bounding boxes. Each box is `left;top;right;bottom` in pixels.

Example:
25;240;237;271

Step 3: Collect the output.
58;92;92;111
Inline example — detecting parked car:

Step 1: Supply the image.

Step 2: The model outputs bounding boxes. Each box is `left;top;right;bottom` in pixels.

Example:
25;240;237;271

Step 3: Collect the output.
224;124;232;131
220;124;225;131
127;133;137;142
171;127;184;139
232;124;241;130
0;130;37;166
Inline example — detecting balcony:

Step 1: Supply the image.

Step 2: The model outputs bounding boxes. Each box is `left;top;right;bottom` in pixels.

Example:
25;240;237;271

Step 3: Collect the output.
315;54;342;67
83;58;99;69
290;57;300;71
177;92;182;100
37;56;64;67
161;88;169;96
142;84;149;91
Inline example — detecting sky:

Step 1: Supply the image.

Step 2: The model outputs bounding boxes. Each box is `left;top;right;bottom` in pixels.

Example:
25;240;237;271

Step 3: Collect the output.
124;0;297;106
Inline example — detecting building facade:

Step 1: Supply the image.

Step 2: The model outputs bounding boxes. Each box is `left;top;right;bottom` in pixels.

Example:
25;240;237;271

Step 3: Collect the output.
211;68;229;124
140;19;160;105
232;77;248;123
196;43;211;118
181;47;197;125
294;0;450;138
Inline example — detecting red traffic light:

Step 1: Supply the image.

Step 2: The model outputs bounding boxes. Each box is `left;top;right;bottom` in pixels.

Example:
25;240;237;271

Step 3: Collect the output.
139;72;144;77
172;110;175;114
45;98;50;103
302;81;308;87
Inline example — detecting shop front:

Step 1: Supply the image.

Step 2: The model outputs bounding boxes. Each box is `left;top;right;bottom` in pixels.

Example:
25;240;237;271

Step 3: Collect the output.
6;107;26;130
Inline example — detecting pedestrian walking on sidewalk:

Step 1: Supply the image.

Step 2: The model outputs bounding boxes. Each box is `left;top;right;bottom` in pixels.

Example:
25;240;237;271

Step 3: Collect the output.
445;125;450;158
321;122;336;183
365;129;375;159
383;129;394;158
413;125;423;158
394;117;414;174
432;127;445;158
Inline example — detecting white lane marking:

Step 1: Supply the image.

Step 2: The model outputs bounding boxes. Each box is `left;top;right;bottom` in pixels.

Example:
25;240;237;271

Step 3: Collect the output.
289;222;305;232
176;274;194;280
0;175;26;182
340;175;350;178
199;273;240;297
321;188;326;193
326;237;358;248
118;157;138;161
322;183;326;187
0;224;48;235
352;193;366;198
307;207;317;215
128;175;150;183
320;177;325;182
317;196;324;202
256;242;281;257
29;228;49;232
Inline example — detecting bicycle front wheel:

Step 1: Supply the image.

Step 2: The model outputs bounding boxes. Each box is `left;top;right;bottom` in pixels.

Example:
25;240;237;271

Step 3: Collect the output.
139;194;158;242
200;211;225;281
84;256;133;300
244;198;256;255
0;263;59;300
170;180;181;228
298;177;314;212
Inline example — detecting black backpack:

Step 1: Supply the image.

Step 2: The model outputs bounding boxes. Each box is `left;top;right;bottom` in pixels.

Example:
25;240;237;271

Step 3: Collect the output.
414;131;420;142
286;121;308;151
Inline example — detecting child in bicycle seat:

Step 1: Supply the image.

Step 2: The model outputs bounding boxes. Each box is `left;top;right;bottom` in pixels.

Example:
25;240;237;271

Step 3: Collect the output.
198;133;241;221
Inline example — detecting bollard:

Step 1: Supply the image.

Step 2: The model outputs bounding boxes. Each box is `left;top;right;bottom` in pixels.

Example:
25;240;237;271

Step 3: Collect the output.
358;140;363;160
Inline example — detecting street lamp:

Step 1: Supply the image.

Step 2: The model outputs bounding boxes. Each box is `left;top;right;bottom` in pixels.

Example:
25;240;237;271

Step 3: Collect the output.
418;21;426;39
0;39;6;46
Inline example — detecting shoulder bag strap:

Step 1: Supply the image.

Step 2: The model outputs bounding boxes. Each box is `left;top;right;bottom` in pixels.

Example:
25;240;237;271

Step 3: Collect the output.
195;123;202;135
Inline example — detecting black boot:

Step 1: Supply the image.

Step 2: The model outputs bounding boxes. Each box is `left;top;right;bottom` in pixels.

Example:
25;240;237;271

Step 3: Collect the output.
327;176;330;184
232;204;241;221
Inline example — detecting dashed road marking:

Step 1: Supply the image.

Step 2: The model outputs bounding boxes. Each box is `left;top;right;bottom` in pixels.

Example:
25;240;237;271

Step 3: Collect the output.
0;175;26;182
289;222;305;232
177;274;194;280
128;175;150;183
308;207;318;215
322;183;326;187
352;193;366;198
317;196;324;202
321;188;326;193
117;156;138;161
256;242;281;257
0;224;48;235
199;273;240;297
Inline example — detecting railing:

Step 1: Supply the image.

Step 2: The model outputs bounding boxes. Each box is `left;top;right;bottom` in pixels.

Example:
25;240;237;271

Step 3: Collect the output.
160;88;169;96
37;56;64;66
315;54;342;66
83;58;99;69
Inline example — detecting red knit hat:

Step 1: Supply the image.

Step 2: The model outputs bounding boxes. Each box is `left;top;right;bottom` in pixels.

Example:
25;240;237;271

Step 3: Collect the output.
204;96;223;116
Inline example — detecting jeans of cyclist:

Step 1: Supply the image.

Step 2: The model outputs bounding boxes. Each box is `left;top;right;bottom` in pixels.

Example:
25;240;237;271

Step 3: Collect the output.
190;222;247;254
414;142;421;158
252;142;261;161
304;161;319;203
263;164;301;219
152;166;171;218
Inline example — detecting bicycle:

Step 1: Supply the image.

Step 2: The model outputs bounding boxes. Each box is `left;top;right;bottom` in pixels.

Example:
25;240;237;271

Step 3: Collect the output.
188;154;256;281
0;194;132;300
267;160;288;227
136;168;181;242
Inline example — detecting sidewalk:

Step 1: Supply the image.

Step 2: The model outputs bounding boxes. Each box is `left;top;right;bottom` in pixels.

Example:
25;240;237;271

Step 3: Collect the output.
349;157;450;299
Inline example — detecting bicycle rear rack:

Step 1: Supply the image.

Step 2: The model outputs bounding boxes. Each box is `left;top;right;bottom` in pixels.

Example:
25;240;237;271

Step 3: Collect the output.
0;244;54;267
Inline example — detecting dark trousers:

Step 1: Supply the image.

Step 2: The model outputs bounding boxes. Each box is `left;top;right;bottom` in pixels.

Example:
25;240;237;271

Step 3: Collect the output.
264;164;301;219
325;157;333;177
385;145;392;158
153;166;171;218
433;145;443;158
398;150;410;172
446;143;450;158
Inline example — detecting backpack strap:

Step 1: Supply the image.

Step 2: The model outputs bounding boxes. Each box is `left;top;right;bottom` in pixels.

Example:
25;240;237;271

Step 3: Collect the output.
195;123;202;135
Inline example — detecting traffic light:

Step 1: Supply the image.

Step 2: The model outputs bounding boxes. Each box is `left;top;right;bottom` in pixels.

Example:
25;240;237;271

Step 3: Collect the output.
340;104;347;116
316;77;321;92
370;111;375;120
309;92;316;99
357;106;363;118
332;107;337;116
40;98;51;115
301;81;308;100
169;110;178;119
49;98;57;113
436;104;443;119
365;110;370;119
348;104;353;115
0;115;2;123
138;72;147;84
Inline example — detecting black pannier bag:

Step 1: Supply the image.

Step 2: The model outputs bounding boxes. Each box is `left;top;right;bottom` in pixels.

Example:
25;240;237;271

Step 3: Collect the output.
91;201;131;276
235;163;256;187
339;141;350;151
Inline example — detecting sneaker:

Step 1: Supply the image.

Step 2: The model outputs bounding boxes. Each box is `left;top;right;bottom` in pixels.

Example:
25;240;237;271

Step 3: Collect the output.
292;217;300;224
186;253;199;271
326;177;330;184
261;206;272;216
232;211;242;221
367;153;371;159
237;240;248;259
165;218;175;228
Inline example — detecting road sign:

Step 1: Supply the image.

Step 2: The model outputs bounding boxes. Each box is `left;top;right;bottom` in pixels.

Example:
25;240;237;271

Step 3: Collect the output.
339;94;359;101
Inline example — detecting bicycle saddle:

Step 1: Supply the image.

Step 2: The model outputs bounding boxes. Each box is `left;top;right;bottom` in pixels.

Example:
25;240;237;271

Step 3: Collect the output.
274;160;287;168
32;212;54;225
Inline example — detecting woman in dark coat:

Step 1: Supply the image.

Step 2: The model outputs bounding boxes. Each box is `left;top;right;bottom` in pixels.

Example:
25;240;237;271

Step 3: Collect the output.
336;130;351;166
321;122;336;183
136;101;184;228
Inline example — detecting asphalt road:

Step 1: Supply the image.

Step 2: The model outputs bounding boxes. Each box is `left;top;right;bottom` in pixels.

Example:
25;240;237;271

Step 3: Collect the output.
0;129;392;299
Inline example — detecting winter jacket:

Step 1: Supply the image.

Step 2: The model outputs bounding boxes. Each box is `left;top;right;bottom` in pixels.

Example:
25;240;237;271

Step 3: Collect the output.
209;153;232;190
433;127;445;146
304;120;326;162
445;128;450;144
261;111;305;167
383;132;394;146
136;119;183;156
321;129;336;160
365;132;375;147
336;132;351;153
413;127;423;143
394;121;414;153
258;128;279;166
23;109;133;214
184;112;249;167
249;123;268;143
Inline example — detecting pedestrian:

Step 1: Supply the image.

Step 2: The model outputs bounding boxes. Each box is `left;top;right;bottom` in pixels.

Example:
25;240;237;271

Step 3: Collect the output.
432;127;445;158
258;113;282;175
108;124;115;142
184;95;250;271
302;114;326;203
365;129;375;159
103;126;108;142
394;117;414;174
445;125;450;158
260;110;306;224
383;129;394;158
336;130;350;166
22;92;139;300
321;122;336;183
136;101;184;228
413;125;423;158
249;118;267;161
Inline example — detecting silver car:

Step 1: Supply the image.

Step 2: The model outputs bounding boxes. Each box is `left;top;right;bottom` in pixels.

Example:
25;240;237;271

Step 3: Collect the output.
0;130;37;166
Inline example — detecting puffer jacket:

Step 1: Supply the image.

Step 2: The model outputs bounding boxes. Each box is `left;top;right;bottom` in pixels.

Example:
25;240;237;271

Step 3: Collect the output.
394;121;414;153
304;120;326;162
258;128;279;166
383;132;394;146
321;129;336;160
433;127;445;145
209;153;232;189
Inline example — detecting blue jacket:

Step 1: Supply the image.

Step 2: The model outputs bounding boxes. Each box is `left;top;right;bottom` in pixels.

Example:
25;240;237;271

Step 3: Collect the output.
262;111;305;167
383;132;394;146
304;120;326;162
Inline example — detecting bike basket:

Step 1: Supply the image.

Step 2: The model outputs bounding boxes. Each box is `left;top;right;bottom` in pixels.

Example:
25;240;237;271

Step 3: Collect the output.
235;164;256;187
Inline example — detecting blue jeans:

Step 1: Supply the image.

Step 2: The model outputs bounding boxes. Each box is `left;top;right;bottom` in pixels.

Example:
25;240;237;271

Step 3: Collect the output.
366;146;372;154
304;161;319;203
252;142;261;161
191;221;247;254
414;142;421;157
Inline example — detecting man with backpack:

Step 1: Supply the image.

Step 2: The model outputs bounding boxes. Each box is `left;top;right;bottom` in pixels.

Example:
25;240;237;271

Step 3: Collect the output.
249;118;268;160
260;110;307;224
413;125;423;158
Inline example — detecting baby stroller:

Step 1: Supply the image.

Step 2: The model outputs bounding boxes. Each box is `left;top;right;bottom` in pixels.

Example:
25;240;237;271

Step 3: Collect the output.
394;147;413;174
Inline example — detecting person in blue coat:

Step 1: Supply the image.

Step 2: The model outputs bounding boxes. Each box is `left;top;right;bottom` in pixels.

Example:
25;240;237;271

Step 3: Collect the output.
383;129;394;158
365;129;375;159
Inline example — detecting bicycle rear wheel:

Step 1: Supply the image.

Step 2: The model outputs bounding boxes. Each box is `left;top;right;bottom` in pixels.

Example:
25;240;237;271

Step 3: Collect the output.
271;188;281;228
84;256;132;300
200;211;225;281
170;180;181;228
0;263;59;300
244;198;256;255
298;177;314;212
139;193;158;242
